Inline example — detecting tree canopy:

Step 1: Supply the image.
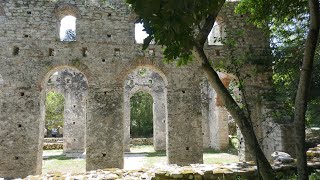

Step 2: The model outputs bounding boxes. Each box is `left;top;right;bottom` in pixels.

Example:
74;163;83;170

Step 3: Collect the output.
127;0;224;65
237;0;320;179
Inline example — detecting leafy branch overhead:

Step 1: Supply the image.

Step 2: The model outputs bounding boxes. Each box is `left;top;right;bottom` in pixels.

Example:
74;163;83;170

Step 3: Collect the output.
127;0;277;179
127;0;224;64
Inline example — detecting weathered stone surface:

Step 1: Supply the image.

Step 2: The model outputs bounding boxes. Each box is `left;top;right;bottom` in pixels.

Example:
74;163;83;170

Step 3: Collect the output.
124;68;167;151
19;158;320;180
44;138;63;143
306;127;320;149
0;0;294;178
130;138;153;146
47;68;87;154
43;143;63;150
0;0;202;177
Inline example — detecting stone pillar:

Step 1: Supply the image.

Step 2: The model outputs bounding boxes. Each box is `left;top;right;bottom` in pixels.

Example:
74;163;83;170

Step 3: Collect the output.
86;86;124;170
123;95;131;152
238;67;295;161
0;85;43;178
259;106;295;159
153;91;166;151
167;67;203;165
201;77;229;150
210;76;230;149
201;79;211;149
63;92;86;154
210;106;229;149
47;69;87;154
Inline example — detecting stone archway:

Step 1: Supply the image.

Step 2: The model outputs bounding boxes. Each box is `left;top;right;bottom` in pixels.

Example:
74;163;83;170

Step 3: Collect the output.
46;68;88;154
123;67;167;151
39;66;89;173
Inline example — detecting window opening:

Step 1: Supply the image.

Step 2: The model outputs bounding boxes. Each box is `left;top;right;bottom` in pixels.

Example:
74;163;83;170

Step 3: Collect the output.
208;21;225;45
60;16;76;41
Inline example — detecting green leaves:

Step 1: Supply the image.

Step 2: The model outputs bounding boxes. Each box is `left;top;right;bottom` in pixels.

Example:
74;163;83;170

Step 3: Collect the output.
45;92;65;130
237;0;320;127
130;92;153;138
236;0;308;28
127;0;224;64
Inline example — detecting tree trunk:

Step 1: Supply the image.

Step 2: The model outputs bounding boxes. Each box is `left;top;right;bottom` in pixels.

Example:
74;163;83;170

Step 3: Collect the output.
193;46;275;180
294;0;320;179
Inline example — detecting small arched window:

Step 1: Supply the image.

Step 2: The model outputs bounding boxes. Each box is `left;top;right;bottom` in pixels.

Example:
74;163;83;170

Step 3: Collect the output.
208;18;225;46
60;15;76;41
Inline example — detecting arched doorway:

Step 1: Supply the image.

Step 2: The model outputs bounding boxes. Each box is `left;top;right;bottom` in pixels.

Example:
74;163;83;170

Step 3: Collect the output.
123;67;167;152
40;67;88;174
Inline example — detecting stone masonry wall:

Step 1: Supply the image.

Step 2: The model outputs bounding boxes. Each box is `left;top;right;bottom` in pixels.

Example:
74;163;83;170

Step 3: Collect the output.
205;2;295;161
0;0;202;178
201;77;229;150
0;0;291;178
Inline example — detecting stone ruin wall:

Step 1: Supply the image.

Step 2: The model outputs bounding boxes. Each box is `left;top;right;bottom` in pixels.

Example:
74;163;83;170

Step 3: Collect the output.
46;68;87;154
0;0;202;177
204;2;295;161
0;0;294;178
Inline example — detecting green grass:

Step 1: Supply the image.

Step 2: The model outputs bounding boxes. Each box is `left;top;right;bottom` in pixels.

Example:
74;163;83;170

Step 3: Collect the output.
42;150;85;174
42;145;239;174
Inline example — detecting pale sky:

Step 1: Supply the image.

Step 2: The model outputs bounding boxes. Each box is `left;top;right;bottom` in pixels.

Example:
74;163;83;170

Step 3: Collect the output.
60;16;76;40
135;23;148;44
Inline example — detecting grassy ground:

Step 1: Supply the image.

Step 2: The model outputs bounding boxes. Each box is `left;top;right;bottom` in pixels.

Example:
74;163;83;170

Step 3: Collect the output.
42;145;239;174
42;150;85;174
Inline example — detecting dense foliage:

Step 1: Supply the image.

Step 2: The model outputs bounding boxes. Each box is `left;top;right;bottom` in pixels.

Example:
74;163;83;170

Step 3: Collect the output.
45;92;65;131
130;92;153;138
237;0;320;127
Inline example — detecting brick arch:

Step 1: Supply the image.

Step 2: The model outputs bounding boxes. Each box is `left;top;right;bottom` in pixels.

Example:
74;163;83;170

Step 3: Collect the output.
37;63;93;90
117;57;169;86
54;3;81;20
128;86;154;99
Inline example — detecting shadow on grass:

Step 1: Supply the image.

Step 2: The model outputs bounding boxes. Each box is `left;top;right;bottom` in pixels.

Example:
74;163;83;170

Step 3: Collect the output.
146;150;166;157
203;147;238;155
127;147;237;158
126;150;166;157
44;155;76;161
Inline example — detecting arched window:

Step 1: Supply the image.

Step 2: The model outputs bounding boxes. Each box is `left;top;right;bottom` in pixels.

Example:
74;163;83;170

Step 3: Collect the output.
135;23;149;44
208;19;225;45
60;15;76;41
